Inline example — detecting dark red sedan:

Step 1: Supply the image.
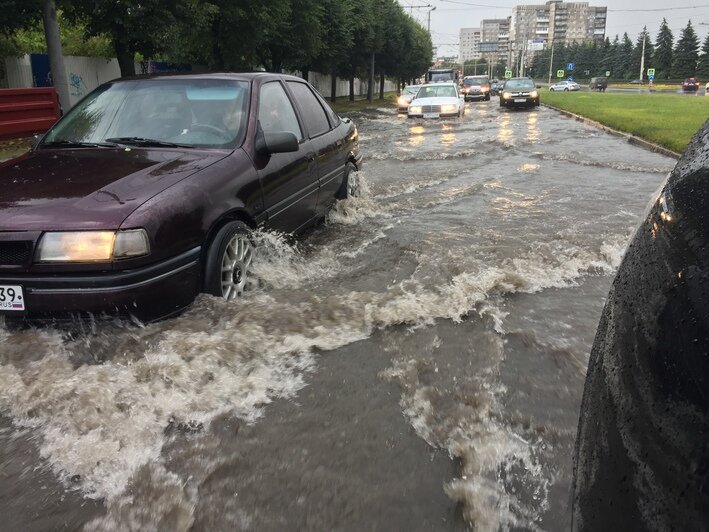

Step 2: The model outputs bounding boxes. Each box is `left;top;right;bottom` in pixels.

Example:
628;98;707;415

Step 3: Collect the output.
0;73;362;321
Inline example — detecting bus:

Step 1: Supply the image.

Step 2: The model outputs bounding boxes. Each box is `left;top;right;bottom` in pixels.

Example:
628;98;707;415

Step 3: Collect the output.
425;68;459;84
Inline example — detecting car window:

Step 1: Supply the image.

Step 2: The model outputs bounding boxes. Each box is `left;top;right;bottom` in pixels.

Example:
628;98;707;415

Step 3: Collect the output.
417;85;457;98
43;79;249;149
309;88;341;129
504;80;535;90
403;86;420;95
287;81;331;138
258;81;303;139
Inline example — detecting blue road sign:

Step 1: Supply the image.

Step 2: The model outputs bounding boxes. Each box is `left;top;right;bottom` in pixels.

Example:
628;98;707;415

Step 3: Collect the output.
648;75;655;81
567;76;574;81
567;62;574;70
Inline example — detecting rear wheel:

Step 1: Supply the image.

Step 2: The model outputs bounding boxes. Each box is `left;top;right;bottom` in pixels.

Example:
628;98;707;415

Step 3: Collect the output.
564;88;569;92
203;221;253;300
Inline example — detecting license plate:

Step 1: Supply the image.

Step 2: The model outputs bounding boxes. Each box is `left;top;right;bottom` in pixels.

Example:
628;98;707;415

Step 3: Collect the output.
423;112;440;119
514;98;527;103
0;285;25;311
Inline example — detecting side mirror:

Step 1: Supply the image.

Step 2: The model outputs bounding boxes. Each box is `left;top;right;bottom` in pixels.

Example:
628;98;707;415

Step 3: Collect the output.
31;133;44;151
536;84;541;89
255;131;299;156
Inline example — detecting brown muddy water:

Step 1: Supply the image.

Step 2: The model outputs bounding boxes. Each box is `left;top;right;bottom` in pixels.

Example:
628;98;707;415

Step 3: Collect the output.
0;102;675;531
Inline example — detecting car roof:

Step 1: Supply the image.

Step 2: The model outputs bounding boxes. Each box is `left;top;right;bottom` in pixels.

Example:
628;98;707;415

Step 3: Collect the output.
108;71;305;84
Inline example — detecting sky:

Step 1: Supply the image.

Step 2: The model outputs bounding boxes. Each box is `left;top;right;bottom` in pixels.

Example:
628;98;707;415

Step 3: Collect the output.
398;0;709;58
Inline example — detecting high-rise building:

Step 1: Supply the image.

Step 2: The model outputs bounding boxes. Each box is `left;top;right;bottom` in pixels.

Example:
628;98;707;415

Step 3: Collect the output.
459;28;482;63
480;17;511;66
511;1;606;61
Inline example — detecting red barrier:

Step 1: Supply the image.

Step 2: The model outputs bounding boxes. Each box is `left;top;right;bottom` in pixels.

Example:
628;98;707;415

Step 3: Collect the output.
0;88;61;141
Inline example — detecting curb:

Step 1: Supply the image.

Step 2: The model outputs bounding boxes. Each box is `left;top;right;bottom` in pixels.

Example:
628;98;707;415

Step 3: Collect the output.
541;103;681;160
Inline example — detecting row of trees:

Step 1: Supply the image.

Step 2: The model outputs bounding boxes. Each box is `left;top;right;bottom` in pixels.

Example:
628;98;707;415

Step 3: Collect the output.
528;19;709;81
0;0;434;100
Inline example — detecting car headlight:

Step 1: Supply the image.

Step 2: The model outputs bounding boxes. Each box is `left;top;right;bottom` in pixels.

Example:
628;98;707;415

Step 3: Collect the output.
36;229;150;262
398;97;407;105
441;104;457;113
409;106;422;114
530;90;538;98
481;87;489;92
502;92;511;99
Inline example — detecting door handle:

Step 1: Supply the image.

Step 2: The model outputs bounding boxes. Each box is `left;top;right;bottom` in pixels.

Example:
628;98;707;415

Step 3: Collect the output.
306;153;315;162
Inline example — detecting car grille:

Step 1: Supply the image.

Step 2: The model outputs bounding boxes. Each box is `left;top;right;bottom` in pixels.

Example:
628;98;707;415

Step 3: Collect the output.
422;105;442;113
0;241;32;266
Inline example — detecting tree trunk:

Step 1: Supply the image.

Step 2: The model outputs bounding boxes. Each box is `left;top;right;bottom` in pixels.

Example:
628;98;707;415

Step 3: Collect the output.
349;75;355;102
116;47;136;78
41;0;70;112
379;73;385;100
367;52;374;102
301;67;309;82
113;23;136;78
330;68;337;102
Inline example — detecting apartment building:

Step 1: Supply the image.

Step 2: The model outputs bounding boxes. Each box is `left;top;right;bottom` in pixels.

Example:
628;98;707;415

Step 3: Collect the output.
480;17;511;65
512;1;606;56
459;28;482;62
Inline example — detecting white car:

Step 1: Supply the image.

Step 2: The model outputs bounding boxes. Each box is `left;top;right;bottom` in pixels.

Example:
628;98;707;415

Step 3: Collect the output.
549;80;581;92
397;84;422;112
407;83;464;119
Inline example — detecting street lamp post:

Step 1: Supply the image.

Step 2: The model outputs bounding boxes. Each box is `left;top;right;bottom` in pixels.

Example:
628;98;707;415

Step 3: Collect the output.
427;6;436;35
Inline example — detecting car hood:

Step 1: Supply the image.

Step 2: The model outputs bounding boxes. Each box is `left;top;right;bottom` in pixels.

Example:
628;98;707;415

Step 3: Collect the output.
0;148;228;231
410;96;461;107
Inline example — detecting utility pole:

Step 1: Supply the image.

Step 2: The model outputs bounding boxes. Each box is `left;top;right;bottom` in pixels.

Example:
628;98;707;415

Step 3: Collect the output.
639;31;646;83
427;6;436;34
42;0;70;112
547;43;554;85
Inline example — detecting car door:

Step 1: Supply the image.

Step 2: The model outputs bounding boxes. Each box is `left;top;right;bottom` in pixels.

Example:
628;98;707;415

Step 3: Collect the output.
286;80;345;215
256;80;318;233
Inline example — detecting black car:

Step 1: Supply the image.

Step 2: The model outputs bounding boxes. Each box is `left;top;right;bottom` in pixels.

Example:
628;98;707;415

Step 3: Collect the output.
499;78;540;108
682;77;700;91
573;119;709;529
589;76;608;92
0;73;362;322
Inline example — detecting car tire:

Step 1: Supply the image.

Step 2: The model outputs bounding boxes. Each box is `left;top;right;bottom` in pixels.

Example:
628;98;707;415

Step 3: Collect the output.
203;221;253;300
564;88;568;92
485;94;490;101
336;161;359;200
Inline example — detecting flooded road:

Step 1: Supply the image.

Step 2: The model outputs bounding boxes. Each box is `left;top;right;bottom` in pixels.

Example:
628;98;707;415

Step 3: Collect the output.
0;102;676;531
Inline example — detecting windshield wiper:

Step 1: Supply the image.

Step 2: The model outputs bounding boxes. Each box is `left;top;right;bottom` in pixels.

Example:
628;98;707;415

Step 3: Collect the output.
41;140;120;148
105;137;193;148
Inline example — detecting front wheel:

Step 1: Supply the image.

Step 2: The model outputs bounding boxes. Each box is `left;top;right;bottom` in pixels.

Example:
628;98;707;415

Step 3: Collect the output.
564;88;569;92
203;221;254;300
336;162;359;199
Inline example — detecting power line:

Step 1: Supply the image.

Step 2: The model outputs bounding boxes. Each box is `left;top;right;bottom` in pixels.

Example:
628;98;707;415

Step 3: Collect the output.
608;5;708;12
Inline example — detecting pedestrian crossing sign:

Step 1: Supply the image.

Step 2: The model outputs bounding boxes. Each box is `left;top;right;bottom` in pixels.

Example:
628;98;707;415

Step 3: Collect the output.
647;68;655;77
556;69;565;78
504;70;512;78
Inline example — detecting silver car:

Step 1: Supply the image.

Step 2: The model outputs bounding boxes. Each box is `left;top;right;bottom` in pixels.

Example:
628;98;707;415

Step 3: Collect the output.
397;85;422;113
549;80;581;92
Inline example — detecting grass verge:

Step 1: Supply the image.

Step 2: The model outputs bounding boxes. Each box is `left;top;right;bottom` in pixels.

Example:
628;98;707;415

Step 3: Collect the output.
330;92;397;113
0;138;31;161
543;91;709;153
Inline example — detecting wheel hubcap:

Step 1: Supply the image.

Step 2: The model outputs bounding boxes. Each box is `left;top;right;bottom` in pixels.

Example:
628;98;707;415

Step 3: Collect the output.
220;234;253;300
347;171;359;198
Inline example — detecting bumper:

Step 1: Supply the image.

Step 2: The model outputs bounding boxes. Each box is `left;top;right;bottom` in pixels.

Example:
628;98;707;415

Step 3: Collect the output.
500;98;539;107
0;247;201;322
408;112;460;119
464;92;489;100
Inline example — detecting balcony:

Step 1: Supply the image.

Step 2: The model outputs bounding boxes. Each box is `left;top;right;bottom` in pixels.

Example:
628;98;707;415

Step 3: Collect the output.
593;28;605;35
536;29;549;34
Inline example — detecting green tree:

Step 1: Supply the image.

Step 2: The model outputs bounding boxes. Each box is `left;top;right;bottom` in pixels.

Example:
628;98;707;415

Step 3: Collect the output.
672;20;700;78
631;26;654;80
697;33;709;79
654;19;674;80
68;0;193;76
312;0;353;100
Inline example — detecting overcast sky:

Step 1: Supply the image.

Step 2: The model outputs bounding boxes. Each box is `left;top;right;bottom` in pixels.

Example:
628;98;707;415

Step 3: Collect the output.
398;0;709;58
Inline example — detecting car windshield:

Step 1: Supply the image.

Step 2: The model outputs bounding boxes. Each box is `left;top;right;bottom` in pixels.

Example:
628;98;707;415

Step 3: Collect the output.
416;85;457;98
403;86;420;95
505;80;535;90
42;79;250;149
465;78;487;86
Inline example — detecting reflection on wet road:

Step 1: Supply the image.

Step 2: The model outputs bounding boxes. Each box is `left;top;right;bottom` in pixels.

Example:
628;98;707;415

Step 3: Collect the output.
0;101;675;531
